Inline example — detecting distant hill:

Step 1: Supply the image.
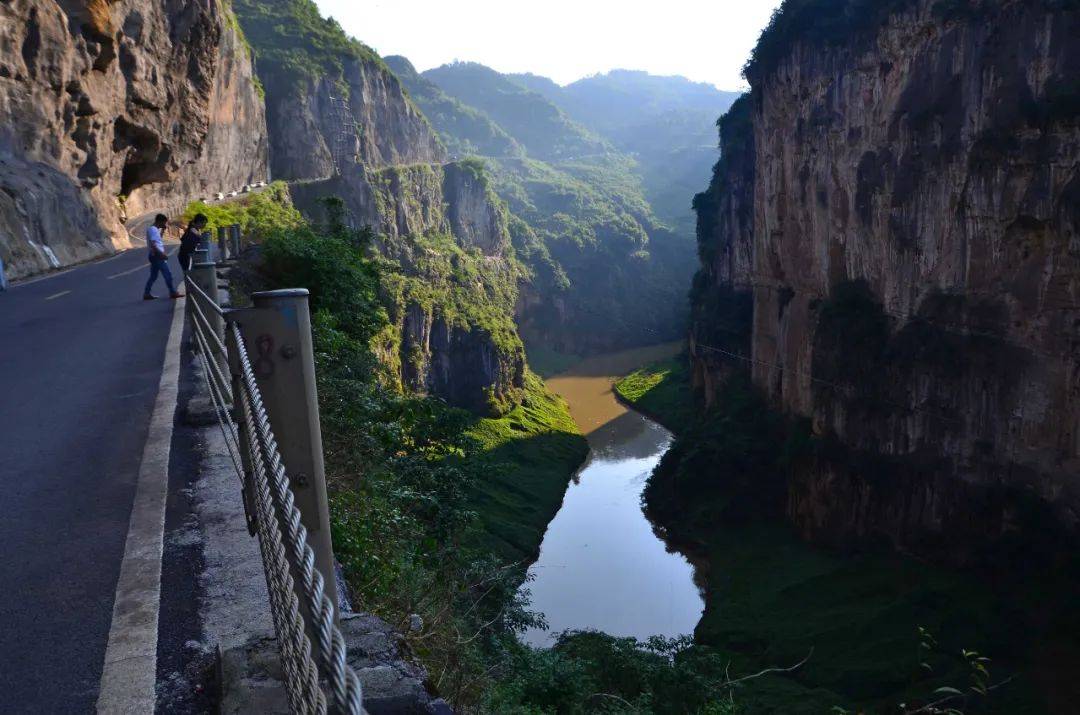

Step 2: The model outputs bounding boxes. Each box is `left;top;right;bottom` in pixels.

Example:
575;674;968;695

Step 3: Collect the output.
532;70;738;132
422;62;609;162
383;56;523;159
406;60;698;353
507;70;741;232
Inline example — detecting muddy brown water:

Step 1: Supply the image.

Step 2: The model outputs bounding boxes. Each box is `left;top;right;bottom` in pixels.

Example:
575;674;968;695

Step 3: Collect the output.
521;344;704;646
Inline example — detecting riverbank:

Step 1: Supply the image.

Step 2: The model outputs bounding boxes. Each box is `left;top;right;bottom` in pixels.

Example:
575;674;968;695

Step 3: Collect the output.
614;360;1076;714
520;342;702;645
463;372;589;564
613;353;695;434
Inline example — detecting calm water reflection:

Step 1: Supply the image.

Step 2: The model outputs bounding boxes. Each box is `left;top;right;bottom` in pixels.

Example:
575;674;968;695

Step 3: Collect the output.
522;346;704;646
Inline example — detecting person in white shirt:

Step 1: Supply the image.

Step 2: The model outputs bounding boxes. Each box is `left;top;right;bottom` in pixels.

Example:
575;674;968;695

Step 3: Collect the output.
143;213;183;300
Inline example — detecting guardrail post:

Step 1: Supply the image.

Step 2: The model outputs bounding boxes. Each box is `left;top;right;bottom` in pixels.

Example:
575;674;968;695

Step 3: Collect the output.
232;289;339;624
189;260;227;377
230;224;242;259
217;226;228;262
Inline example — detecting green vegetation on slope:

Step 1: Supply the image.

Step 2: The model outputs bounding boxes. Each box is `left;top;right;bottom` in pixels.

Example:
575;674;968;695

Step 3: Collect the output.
613;357;695;434
633;370;1053;713
232;0;386;94
423;62;609;161
387;60;700;354
183;182;303;240
462;372;589;563
195;186;588;707
486;631;746;714
376;230;524;395
383;56;523;158
488;155;695;352
513;69;741;233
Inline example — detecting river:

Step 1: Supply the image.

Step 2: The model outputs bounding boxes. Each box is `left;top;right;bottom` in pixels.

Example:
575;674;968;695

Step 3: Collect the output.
521;344;704;646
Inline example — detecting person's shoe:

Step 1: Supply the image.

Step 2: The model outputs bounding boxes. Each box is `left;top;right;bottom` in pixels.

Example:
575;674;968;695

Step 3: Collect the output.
144;294;158;300
170;292;185;299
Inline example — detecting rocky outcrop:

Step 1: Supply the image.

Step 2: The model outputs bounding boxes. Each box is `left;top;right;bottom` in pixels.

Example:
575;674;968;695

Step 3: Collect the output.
0;0;268;279
220;614;450;715
692;0;1080;561
292;161;523;414
291;161;509;257
395;302;526;415
259;57;444;182
442;163;508;255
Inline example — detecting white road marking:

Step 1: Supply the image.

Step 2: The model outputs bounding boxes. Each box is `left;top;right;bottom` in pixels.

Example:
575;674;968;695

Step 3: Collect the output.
107;250;173;280
44;290;71;301
96;298;184;714
11;250;130;287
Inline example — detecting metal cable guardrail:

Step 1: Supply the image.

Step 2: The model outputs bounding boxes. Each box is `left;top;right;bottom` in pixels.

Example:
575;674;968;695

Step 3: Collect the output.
232;321;363;714
182;263;363;715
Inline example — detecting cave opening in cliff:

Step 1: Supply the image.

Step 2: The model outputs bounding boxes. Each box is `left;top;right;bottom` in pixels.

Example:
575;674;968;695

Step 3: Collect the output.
21;8;41;75
113;118;171;196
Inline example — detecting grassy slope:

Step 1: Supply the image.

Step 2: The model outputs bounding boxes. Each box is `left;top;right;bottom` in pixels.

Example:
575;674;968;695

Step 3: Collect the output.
693;524;1044;714
463;373;589;564
613;356;695;434
421;62;608;162
233;0;386;91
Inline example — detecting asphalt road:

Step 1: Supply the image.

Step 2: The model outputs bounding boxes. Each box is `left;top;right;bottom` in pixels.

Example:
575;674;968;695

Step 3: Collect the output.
0;247;181;712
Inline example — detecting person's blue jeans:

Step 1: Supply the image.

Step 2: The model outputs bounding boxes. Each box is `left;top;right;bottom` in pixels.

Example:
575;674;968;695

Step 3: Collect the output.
144;255;177;296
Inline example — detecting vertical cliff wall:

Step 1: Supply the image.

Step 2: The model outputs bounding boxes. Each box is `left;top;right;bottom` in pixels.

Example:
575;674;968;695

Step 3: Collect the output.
233;0;443;182
0;0;268;279
689;94;756;406
259;57;444;181
693;0;1080;560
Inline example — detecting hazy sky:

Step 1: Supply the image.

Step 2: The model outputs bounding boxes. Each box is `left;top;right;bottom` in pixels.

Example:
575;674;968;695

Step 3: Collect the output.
313;0;783;91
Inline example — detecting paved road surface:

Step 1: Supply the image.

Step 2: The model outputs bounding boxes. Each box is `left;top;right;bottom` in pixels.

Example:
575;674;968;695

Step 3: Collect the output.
0;247;181;712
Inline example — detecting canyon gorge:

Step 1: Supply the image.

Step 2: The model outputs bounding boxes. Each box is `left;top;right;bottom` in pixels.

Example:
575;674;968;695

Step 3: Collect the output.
1;0;1077;712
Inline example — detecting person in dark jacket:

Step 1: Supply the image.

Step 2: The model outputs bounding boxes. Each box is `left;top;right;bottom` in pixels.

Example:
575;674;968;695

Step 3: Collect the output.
177;214;209;274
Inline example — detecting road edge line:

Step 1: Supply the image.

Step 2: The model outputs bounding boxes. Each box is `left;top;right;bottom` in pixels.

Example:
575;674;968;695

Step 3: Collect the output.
96;298;184;714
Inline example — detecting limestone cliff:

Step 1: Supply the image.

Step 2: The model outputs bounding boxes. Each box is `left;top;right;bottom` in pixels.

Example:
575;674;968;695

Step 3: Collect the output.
292;161;524;414
293;162;508;257
692;0;1080;561
0;0;268;279
258;57;444;181
232;0;443;182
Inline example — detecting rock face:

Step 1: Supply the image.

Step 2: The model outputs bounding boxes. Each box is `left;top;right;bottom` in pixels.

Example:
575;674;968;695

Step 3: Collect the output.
220;614;450;715
693;0;1080;561
394;299;525;415
292;161;524;414
293;162;508;256
261;57;444;182
0;0;268;279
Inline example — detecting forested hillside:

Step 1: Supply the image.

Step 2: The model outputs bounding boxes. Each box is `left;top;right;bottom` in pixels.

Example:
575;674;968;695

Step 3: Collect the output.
389;59;703;356
514;69;741;232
